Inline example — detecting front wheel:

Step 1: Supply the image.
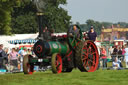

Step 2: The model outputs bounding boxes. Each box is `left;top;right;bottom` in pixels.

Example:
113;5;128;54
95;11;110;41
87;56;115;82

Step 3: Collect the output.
51;53;62;74
23;54;34;74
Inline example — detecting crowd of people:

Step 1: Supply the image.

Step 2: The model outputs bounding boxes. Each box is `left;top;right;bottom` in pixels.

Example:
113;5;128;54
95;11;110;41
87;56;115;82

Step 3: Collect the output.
0;44;35;72
99;44;128;70
1;44;128;72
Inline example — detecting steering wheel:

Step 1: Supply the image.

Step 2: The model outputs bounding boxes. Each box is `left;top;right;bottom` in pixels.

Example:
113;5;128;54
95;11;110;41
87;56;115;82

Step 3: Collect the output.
67;25;83;51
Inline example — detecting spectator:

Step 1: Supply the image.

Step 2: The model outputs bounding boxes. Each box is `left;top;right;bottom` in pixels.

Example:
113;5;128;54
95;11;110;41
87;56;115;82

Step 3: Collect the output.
19;47;27;60
0;44;8;69
113;46;118;54
112;57;123;70
4;47;9;56
124;44;128;68
118;47;122;60
101;47;107;69
97;47;102;70
4;47;9;65
122;46;125;61
88;26;97;42
8;48;19;70
109;46;113;55
111;46;118;61
27;49;32;55
18;47;27;71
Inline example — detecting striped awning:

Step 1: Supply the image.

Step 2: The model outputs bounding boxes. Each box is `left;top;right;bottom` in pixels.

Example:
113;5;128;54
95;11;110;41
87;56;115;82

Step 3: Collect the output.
8;39;38;44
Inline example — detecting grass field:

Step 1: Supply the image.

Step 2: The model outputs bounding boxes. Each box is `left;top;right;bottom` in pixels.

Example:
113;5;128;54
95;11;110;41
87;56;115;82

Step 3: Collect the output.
0;68;128;85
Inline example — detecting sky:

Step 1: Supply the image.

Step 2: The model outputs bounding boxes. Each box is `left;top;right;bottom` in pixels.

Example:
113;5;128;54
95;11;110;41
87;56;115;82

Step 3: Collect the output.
63;0;128;24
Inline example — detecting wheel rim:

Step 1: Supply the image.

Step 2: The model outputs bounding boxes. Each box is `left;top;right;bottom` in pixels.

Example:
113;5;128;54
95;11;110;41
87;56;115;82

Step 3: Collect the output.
82;41;99;72
55;54;62;73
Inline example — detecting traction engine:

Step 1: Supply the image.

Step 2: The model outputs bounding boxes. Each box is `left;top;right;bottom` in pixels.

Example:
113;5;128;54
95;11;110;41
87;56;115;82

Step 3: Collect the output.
23;24;99;74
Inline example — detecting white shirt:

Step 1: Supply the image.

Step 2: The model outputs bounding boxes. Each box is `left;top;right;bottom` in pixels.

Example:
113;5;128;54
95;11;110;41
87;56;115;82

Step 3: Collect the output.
113;61;120;68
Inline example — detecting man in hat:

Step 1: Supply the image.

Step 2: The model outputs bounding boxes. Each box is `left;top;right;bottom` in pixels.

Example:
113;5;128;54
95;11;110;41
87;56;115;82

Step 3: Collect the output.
88;26;97;42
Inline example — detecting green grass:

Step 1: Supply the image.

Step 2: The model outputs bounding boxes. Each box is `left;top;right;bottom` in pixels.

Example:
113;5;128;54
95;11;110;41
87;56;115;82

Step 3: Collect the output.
0;69;128;85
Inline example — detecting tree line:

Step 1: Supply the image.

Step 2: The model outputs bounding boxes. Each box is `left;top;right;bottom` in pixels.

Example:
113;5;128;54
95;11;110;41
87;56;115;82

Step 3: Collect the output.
0;0;128;35
78;19;128;35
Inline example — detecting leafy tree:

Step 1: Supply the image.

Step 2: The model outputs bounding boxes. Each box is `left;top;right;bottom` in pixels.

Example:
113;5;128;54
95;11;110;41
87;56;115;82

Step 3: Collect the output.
86;19;102;35
11;12;38;34
79;24;88;32
117;22;128;28
101;22;113;28
11;0;71;34
0;0;71;35
43;0;71;32
11;0;38;34
0;0;21;35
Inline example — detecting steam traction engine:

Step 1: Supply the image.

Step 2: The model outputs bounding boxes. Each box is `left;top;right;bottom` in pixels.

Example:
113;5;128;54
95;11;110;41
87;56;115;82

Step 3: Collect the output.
23;25;99;74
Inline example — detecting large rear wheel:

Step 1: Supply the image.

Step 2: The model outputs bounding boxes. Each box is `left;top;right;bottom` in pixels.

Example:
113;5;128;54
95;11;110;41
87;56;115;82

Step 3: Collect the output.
51;53;62;74
75;41;99;72
23;54;34;74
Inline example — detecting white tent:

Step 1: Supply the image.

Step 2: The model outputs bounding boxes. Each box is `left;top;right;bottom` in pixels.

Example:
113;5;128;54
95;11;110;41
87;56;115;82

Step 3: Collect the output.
0;33;38;41
0;33;37;48
0;40;15;49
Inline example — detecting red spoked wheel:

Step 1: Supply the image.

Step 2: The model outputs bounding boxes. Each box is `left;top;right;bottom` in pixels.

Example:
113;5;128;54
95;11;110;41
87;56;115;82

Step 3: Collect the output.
75;40;99;72
23;55;34;74
51;53;62;74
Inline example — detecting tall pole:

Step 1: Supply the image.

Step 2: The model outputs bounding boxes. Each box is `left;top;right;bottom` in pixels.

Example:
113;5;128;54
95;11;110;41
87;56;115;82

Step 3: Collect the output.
37;12;44;40
33;0;46;40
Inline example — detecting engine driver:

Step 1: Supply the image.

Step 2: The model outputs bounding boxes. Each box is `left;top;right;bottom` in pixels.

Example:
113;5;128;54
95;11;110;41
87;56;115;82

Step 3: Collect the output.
69;25;80;39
